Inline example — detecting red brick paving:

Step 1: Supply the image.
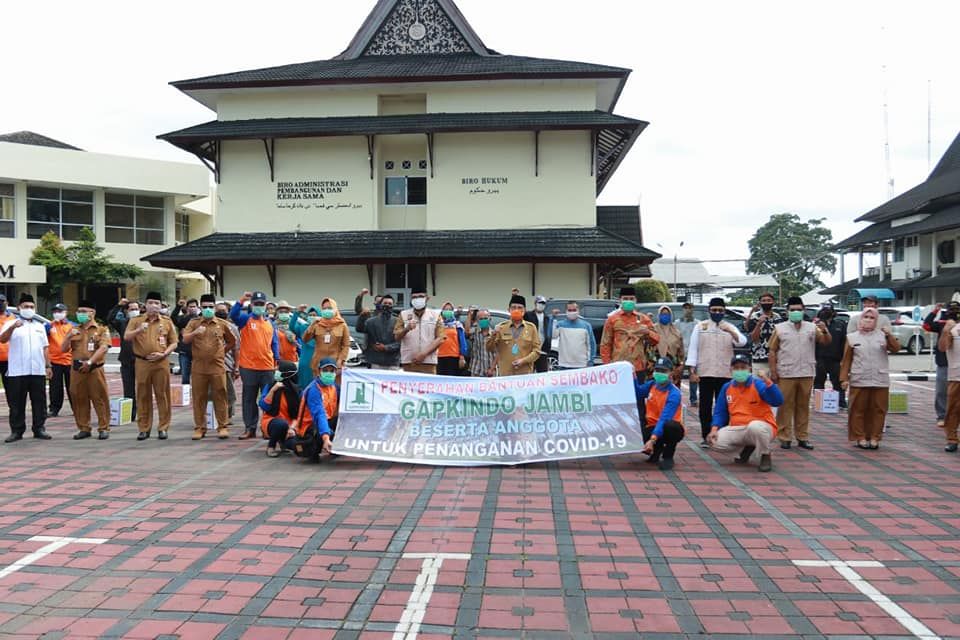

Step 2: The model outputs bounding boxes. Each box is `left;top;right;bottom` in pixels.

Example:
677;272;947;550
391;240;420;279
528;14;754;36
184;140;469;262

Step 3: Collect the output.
0;375;957;638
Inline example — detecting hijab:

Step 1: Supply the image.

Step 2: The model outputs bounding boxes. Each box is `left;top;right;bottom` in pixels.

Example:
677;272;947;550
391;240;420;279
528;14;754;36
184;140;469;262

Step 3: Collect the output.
859;308;878;333
654;305;683;358
316;297;346;330
441;301;463;328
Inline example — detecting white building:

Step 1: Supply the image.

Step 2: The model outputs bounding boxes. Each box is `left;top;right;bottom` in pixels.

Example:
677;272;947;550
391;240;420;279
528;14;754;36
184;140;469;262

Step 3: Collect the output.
0;131;210;312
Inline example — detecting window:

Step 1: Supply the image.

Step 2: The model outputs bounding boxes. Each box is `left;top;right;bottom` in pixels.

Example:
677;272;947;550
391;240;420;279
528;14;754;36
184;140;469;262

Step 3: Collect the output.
26;186;93;239
893;239;905;263
175;211;190;243
0;183;13;238
385;177;427;206
104;193;165;245
938;240;956;265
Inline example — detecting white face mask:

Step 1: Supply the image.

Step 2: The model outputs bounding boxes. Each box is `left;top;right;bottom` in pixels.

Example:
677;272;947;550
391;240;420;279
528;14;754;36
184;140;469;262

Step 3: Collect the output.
566;311;579;321
127;310;140;318
53;312;66;321
536;303;546;311
19;308;35;321
411;298;427;310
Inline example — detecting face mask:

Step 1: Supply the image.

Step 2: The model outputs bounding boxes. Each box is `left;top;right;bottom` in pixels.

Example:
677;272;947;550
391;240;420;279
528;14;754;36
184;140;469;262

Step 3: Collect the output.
788;311;804;323
732;369;751;384
215;311;228;319
252;305;266;316
566;311;579;321
321;309;335;320
76;312;90;324
161;308;170;316
442;310;455;320
659;313;672;325
320;371;337;386
53;312;66;322
308;315;319;323
411;298;427;310
478;318;491;329
202;308;215;320
710;312;725;323
653;372;670;385
127;310;140;318
760;303;774;312
621;300;636;313
381;306;393;315
146;303;161;315
510;309;524;321
274;370;284;383
20;308;35;321
278;312;291;323
536;303;546;311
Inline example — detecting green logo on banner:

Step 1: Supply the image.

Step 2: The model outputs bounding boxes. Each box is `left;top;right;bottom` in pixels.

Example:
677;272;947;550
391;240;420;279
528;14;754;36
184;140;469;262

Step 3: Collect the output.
346;382;375;412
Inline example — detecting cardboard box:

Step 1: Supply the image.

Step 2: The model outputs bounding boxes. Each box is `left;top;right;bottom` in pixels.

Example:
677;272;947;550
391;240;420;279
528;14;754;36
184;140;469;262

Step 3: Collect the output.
170;384;191;407
110;397;133;426
814;389;839;414
888;390;908;414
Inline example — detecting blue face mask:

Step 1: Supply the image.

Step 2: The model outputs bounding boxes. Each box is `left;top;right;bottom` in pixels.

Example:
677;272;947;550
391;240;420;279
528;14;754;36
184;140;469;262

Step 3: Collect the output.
710;312;725;324
658;313;672;325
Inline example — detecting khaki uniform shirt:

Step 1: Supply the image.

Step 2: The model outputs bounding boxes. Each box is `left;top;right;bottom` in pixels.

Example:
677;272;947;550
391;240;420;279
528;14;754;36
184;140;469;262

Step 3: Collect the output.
127;315;178;360
184;317;237;375
487;320;541;376
69;323;111;363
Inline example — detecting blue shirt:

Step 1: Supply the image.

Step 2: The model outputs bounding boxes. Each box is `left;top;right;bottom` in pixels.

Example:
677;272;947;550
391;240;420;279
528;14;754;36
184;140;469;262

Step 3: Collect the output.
634;379;682;438
551;317;597;365
230;301;280;363
712;377;784;429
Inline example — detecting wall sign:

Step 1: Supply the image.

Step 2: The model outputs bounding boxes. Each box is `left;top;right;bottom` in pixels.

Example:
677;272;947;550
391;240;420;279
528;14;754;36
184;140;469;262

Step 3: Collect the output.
462;177;508;196
0;265;14;279
275;180;363;212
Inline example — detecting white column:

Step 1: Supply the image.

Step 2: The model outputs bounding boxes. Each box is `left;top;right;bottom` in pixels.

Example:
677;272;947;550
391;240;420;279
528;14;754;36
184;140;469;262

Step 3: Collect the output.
839;250;845;283
857;250;864;283
931;232;939;277
879;242;886;282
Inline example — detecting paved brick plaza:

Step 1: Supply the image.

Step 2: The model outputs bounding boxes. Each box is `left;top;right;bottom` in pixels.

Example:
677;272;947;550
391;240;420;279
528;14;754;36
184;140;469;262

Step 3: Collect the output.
0;375;957;639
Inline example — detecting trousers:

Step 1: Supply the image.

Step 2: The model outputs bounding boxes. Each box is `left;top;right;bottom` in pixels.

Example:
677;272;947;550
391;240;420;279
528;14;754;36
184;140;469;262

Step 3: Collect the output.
936;365;947;421
642;420;685;460
777;377;814;442
240;368;275;432
49;363;73;414
120;359;137;420
70;367;110;433
847;387;888;442
192;371;229;432
712;421;776;456
7;375;46;435
697;377;729;440
135;359;171;433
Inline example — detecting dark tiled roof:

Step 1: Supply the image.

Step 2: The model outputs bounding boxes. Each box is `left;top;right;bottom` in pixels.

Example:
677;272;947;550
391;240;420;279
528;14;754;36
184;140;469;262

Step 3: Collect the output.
596;206;642;245
835;205;960;250
0;131;82;151
909;267;960;290
159;111;646;142
142;228;660;272
171;54;629;91
858;130;960;223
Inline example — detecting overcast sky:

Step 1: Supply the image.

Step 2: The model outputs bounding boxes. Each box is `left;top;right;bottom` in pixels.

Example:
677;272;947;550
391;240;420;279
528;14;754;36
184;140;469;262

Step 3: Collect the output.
3;0;958;284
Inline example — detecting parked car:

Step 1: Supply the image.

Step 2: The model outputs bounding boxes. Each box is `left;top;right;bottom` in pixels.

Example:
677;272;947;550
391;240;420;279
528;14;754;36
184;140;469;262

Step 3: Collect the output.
837;309;933;354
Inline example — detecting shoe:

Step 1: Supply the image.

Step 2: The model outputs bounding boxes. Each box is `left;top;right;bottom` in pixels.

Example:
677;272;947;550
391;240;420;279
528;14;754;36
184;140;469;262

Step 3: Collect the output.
33;430;52;440
217;429;229;440
192;429;205;441
73;431;91;440
758;454;772;472
48;411;59;418
98;432;109;440
699;439;710;448
645;455;660;464
137;432;149;441
658;458;675;471
946;443;958;452
4;433;22;443
735;446;756;464
856;440;870;449
937;420;945;429
158;431;168;440
266;447;280;458
839;402;848;410
869;440;879;450
239;430;255;440
780;441;791;449
797;441;814;450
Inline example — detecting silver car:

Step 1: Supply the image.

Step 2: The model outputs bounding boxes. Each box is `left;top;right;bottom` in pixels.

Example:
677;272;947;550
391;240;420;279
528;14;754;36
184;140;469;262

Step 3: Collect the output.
838;309;933;354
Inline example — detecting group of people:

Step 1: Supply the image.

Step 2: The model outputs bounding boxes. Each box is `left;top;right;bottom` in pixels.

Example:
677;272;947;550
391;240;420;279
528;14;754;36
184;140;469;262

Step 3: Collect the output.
0;285;919;470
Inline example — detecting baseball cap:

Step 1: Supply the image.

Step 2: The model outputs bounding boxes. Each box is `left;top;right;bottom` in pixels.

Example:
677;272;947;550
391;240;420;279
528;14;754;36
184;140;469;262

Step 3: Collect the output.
52;303;67;312
535;295;547;304
653;357;674;371
731;354;752;367
251;291;268;304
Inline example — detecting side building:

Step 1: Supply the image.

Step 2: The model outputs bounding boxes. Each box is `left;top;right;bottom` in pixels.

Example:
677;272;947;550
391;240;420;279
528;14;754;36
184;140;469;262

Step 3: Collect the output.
0;131;210;312
826;129;960;307
144;0;658;310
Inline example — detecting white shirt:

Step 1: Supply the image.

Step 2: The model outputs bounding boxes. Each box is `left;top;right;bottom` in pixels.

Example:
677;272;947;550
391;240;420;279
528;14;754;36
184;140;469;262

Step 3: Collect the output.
3;318;48;377
684;321;747;368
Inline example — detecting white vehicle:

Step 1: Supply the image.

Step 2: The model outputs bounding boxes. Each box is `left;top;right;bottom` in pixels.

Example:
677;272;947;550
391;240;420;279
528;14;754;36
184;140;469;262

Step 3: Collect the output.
345;336;364;367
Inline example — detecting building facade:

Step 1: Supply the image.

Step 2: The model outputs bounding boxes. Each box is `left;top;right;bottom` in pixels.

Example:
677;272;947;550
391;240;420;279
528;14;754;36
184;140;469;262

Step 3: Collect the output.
827;129;960;307
0;131;210;311
146;0;657;310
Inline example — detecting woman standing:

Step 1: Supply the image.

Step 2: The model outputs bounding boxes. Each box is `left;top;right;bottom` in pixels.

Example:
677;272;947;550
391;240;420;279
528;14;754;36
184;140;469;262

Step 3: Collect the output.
653;305;685;385
292;306;320;389
436;302;468;376
840;308;900;450
304;298;350;378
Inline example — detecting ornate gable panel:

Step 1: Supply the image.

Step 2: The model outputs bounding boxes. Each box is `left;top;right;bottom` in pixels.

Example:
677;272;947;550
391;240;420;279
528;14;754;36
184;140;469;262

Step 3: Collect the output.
363;0;473;56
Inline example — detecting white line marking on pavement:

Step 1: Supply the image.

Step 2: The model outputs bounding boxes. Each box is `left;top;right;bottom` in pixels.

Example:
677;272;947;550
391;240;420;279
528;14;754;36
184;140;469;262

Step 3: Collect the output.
0;535;107;580
792;559;941;640
393;553;471;640
893;380;936;392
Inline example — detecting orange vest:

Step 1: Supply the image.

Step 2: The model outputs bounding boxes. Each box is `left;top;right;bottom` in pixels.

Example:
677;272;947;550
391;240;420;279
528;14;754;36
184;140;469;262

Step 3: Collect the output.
261;392;294;438
726;382;778;436
47;321;75;366
645;384;682;426
438;326;460;358
278;330;298;363
239;318;276;370
296;383;339;437
0;312;12;362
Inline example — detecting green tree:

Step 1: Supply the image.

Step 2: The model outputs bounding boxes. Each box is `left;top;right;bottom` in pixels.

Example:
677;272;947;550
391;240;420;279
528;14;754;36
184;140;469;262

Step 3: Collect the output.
29;228;143;302
29;232;71;302
746;213;836;301
634;280;672;303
